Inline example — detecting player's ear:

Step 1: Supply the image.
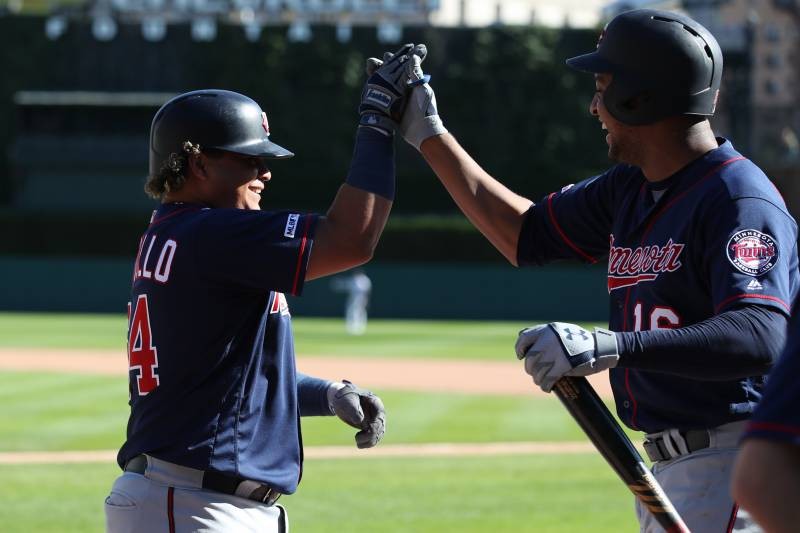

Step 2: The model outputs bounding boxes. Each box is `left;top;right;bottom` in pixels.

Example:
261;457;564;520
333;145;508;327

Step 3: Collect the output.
186;153;209;180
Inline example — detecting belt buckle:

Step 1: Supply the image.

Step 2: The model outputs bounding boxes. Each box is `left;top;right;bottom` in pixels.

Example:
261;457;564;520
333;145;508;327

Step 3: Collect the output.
642;439;665;462
262;487;280;506
247;483;281;505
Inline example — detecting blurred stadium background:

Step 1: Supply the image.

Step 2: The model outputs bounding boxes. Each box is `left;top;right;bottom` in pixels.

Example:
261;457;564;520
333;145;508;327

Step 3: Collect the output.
0;0;796;320
0;0;799;531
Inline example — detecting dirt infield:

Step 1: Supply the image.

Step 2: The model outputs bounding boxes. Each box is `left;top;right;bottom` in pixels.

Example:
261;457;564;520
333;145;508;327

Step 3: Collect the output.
0;348;619;465
0;348;613;398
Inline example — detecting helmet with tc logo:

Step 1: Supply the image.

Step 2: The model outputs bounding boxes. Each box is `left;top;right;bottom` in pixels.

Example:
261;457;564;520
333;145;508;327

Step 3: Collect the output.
566;9;723;126
149;89;294;178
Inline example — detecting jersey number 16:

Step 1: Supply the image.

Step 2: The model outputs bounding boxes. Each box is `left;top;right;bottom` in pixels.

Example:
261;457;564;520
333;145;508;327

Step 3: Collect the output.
633;302;681;331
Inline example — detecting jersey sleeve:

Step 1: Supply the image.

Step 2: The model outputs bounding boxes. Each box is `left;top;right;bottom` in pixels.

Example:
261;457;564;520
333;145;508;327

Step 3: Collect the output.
194;209;318;295
517;168;619;266
743;298;800;445
701;196;797;316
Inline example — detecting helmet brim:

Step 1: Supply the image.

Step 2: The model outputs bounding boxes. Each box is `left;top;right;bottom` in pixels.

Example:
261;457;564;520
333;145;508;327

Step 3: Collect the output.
565;51;616;74
223;138;295;159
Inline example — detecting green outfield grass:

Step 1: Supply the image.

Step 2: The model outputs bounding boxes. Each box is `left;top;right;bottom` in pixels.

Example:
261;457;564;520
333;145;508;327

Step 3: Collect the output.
0;455;637;533
0;312;606;360
0;312;639;532
0;372;629;451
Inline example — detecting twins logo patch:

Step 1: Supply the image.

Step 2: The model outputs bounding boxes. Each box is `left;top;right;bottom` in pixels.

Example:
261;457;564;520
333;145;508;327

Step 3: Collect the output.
727;229;778;276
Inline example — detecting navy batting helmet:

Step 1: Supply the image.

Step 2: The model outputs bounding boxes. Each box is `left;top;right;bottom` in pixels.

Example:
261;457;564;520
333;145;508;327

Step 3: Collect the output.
566;9;723;126
149;89;294;178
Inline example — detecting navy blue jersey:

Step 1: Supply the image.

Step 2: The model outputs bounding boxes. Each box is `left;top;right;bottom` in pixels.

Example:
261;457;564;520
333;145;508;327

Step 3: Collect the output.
518;139;799;432
743;295;800;445
118;202;317;493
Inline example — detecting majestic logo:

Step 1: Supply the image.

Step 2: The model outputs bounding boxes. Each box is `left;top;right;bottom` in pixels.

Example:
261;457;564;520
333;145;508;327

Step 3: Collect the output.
284;213;300;238
607;234;684;292
746;278;764;291
365;88;392;109
727;229;778;276
261;112;270;135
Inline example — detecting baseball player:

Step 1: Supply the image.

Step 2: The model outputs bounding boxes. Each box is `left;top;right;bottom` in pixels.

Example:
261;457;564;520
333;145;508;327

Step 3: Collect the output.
331;269;372;335
104;44;424;532
394;10;798;533
732;292;800;533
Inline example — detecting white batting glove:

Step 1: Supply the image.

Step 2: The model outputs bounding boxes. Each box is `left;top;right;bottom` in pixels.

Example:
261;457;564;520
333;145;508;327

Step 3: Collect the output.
327;380;386;449
400;50;448;150
514;322;620;393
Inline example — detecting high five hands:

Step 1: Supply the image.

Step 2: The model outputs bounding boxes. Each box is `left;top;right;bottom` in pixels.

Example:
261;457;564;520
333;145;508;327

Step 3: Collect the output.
360;43;447;147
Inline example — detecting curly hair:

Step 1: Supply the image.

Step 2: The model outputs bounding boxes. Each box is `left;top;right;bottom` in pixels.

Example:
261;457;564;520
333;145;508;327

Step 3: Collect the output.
144;141;201;199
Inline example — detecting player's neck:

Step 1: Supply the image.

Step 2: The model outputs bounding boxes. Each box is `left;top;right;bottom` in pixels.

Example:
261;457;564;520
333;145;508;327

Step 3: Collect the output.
163;185;209;206
639;120;718;182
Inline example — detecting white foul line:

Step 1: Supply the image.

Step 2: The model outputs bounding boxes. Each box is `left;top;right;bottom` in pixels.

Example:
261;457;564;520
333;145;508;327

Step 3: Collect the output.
0;442;600;465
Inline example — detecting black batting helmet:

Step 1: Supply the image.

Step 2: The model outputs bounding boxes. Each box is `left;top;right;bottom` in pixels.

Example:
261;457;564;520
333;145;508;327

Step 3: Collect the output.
149;89;294;178
566;9;723;126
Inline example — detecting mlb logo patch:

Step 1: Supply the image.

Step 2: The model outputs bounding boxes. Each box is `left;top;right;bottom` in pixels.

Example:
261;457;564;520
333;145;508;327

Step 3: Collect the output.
726;229;778;276
284;213;300;238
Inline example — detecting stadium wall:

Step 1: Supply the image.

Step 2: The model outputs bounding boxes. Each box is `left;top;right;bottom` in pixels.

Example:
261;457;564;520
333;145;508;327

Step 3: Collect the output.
0;257;609;321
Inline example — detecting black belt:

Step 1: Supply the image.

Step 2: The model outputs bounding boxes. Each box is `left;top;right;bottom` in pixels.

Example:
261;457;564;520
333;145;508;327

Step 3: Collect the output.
124;455;282;506
643;429;711;462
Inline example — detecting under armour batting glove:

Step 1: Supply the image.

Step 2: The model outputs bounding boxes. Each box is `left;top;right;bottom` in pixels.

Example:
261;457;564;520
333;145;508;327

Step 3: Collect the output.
400;50;447;150
328;380;386;449
515;322;620;393
359;43;426;137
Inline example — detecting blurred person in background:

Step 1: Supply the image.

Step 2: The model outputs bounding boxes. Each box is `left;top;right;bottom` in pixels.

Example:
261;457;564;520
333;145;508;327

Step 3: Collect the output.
331;269;372;335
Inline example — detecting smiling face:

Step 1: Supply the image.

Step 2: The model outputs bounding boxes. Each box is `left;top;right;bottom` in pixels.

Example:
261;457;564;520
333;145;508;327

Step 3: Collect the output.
590;73;643;165
198;149;272;210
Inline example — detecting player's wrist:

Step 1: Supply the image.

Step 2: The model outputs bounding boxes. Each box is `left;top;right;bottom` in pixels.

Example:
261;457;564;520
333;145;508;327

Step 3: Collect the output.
345;127;396;201
593;327;620;369
326;381;347;415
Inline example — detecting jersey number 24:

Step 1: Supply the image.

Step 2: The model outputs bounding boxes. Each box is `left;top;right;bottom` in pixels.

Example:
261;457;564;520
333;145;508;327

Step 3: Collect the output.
128;294;160;395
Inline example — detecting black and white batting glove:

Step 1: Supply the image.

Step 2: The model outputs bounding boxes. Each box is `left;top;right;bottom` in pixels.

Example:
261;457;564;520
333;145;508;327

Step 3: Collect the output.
400;49;447;151
514;322;620;393
359;43;426;137
327;380;386;449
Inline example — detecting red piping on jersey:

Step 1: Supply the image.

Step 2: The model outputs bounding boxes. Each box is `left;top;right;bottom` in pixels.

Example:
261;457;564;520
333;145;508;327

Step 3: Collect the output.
714;293;791;314
623;369;639;430
765;179;788;208
746;421;800;436
641;156;746;243
546;193;598;264
291;215;311;295
150;207;199;226
726;503;739;533
621;156;746;426
167;486;175;533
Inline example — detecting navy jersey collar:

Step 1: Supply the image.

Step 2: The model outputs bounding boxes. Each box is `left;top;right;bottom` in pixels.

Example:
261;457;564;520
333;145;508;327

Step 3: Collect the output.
646;137;738;193
150;202;208;226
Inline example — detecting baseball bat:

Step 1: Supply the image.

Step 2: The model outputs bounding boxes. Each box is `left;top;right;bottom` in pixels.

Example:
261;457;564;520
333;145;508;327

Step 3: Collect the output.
552;376;690;533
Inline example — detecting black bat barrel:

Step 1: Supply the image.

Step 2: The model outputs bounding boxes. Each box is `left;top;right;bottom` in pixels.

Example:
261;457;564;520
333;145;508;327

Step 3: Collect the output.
553;376;690;533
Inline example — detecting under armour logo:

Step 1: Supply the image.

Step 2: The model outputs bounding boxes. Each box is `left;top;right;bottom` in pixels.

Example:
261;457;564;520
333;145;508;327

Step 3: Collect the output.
564;328;589;341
